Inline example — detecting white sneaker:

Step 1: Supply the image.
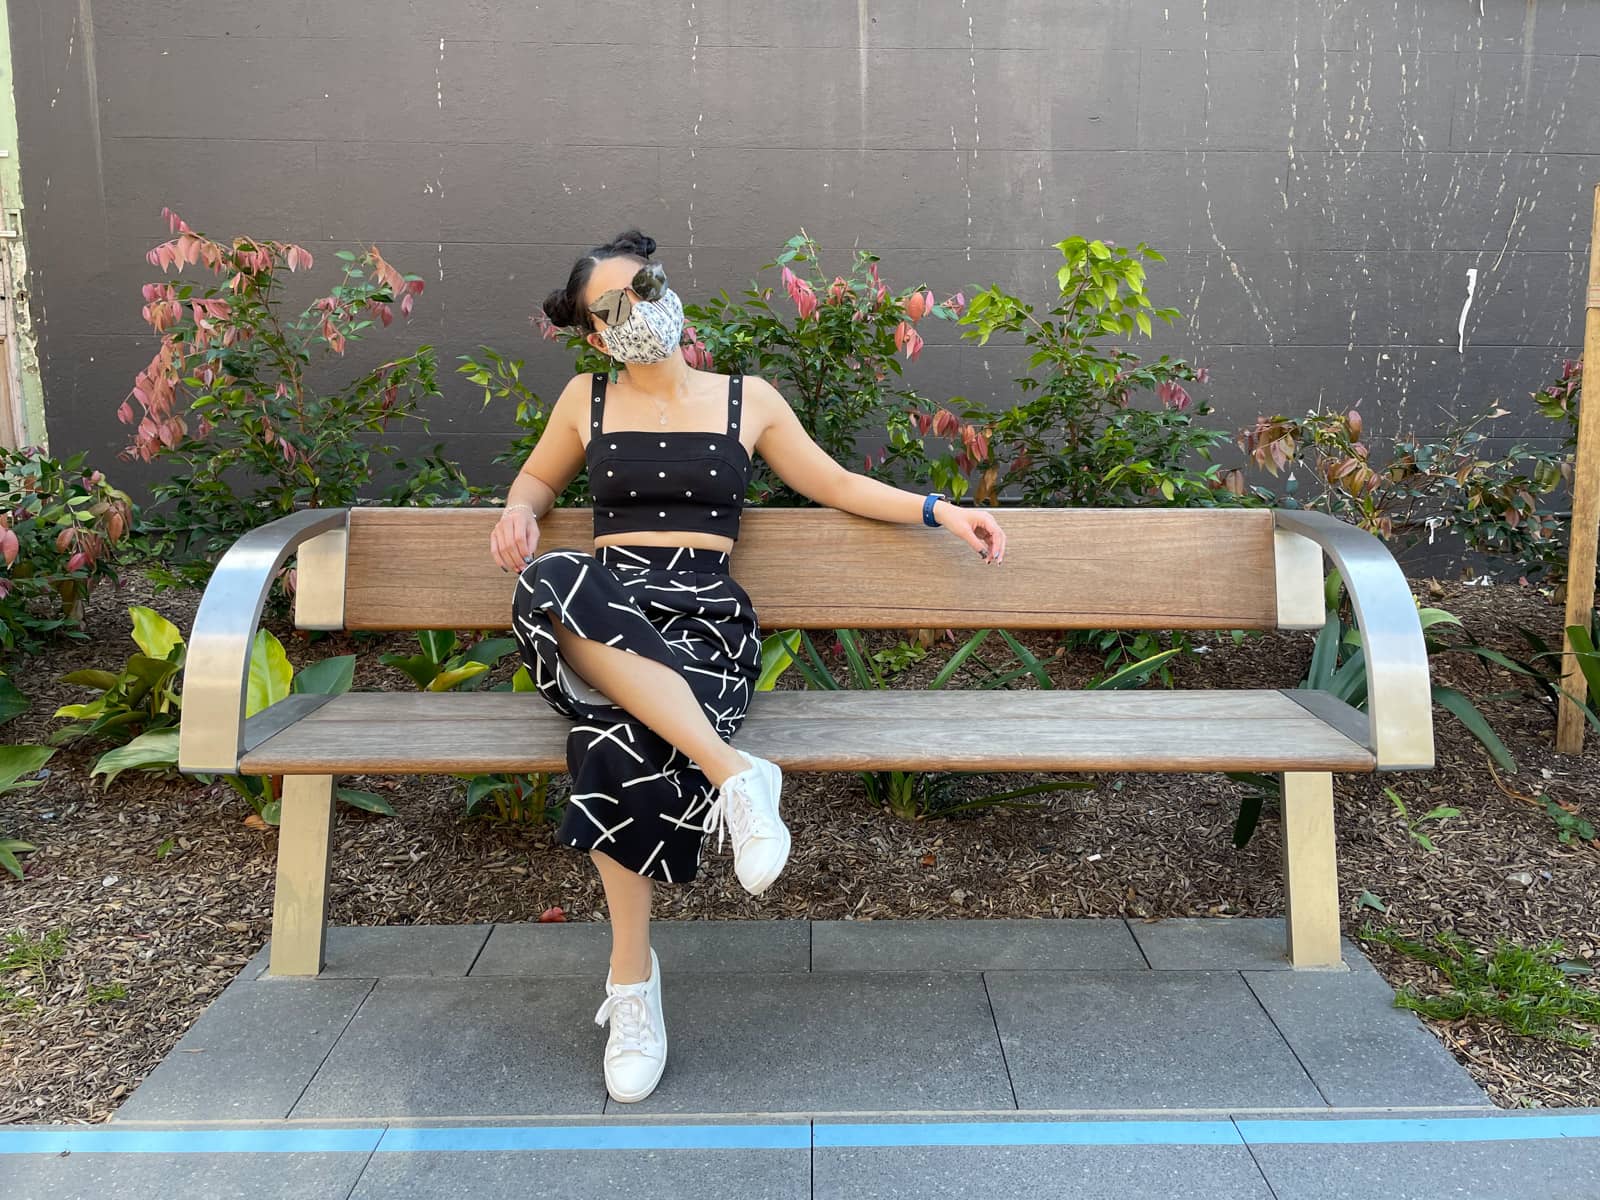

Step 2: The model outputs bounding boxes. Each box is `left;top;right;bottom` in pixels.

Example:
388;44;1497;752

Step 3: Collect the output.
704;749;790;895
592;946;667;1103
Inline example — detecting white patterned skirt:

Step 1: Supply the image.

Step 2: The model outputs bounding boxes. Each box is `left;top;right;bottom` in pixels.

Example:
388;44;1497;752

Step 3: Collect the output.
510;543;762;884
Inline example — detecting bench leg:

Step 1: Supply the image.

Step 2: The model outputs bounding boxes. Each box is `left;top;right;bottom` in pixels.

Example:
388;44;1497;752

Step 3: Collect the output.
268;774;336;977
1277;770;1344;969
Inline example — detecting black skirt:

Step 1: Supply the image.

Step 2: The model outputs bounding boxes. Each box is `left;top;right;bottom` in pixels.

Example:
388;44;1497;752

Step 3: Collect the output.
510;543;762;884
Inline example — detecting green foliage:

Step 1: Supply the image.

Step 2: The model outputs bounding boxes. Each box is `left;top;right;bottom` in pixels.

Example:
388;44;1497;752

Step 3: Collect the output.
457;346;592;509
0;745;53;879
454;663;561;825
1385;785;1459;853
1359;923;1599;1049
51;606;186;749
951;236;1235;508
381;629;518;692
122;211;446;593
0;445;137;656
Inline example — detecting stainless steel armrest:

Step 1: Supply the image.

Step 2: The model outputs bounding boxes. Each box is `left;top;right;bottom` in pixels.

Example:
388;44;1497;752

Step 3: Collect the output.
177;508;350;775
1271;508;1435;770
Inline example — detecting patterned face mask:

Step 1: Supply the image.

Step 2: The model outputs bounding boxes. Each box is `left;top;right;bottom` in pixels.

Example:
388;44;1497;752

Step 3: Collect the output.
596;286;685;364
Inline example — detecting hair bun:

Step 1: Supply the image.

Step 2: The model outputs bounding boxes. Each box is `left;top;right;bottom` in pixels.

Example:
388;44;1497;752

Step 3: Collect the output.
541;287;578;329
605;229;656;259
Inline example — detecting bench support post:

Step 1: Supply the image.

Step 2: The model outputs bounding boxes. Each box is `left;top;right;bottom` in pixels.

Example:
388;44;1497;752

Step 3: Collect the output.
1277;771;1344;969
268;774;336;977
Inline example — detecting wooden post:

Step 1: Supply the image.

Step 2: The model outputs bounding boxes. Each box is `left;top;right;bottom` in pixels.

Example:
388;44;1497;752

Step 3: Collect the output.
1555;183;1600;753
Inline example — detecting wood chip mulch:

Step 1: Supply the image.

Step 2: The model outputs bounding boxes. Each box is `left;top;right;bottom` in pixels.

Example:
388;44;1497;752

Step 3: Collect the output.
1;562;1596;1124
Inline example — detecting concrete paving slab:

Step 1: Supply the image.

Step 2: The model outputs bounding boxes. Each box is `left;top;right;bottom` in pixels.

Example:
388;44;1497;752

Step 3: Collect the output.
811;918;1147;972
1128;917;1374;973
603;971;1015;1115
351;1147;807;1198
241;924;494;981
114;977;373;1122
814;1142;1275;1199
3;1152;369;1200
985;969;1325;1110
1244;965;1493;1108
288;976;608;1119
472;919;809;976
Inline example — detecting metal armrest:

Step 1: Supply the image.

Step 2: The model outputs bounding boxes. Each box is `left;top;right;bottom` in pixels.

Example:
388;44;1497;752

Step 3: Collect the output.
177;508;350;775
1271;508;1435;771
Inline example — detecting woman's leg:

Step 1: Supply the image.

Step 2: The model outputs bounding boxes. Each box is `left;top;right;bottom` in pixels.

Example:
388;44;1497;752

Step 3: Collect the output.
548;615;749;788
592;846;654;985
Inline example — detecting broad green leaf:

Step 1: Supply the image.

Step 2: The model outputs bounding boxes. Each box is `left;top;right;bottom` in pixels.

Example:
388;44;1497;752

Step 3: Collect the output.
1432;685;1517;773
130;605;184;661
335;787;397;817
246;629;293;717
58;669;122;692
292;655;357;696
427;662;490;691
0;745;56;791
0;674;28;726
89;730;181;790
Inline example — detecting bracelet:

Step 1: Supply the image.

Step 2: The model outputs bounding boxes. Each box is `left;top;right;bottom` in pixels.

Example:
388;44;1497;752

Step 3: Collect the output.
504;503;533;515
922;492;947;527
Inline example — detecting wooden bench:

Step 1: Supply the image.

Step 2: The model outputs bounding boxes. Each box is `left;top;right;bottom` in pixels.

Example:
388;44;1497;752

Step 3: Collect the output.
176;505;1435;977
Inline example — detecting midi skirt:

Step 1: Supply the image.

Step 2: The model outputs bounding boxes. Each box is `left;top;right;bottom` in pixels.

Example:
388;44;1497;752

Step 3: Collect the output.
509;543;763;884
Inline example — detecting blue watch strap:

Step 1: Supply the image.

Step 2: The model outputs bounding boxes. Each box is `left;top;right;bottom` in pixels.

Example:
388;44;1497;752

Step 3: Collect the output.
923;493;945;527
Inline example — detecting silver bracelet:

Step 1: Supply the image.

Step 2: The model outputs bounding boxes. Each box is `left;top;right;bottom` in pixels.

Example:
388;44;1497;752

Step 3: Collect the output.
504;503;534;514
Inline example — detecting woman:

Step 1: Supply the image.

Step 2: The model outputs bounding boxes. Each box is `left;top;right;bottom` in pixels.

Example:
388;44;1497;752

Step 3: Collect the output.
488;229;1007;1104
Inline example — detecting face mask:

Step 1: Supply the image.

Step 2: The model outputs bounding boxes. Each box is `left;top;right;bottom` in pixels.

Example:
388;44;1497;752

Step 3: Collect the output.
596;286;684;364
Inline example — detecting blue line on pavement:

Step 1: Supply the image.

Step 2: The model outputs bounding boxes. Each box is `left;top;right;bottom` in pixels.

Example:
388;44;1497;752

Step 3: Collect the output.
813;1120;1242;1147
4;1114;1599;1156
0;1128;382;1155
1237;1115;1600;1144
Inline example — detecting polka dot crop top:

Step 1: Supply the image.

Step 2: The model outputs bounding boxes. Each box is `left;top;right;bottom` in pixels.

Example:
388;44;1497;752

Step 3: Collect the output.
584;371;754;542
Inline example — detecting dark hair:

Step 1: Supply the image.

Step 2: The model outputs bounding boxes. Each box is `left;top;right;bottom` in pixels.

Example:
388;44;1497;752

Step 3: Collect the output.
542;229;657;333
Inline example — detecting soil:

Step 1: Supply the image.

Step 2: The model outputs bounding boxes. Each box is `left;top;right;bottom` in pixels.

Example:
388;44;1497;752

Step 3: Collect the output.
1;559;1597;1123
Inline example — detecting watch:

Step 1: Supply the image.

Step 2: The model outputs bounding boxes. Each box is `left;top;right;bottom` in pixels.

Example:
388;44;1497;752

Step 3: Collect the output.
922;492;946;527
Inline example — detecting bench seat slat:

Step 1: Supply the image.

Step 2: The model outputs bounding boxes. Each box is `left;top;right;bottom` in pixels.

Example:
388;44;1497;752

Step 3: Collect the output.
238;689;1374;775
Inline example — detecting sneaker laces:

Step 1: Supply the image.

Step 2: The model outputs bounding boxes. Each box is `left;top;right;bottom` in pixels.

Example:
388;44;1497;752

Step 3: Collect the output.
704;768;778;855
594;987;659;1057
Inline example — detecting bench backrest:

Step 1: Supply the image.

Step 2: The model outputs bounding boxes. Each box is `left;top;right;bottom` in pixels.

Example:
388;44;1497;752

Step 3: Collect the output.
318;506;1284;632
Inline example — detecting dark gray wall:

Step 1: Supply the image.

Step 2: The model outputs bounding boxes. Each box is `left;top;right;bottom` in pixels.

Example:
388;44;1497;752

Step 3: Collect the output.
9;1;1600;570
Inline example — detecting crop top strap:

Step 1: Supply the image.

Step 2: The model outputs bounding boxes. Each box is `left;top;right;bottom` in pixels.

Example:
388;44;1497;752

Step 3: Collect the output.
591;372;609;433
726;373;742;437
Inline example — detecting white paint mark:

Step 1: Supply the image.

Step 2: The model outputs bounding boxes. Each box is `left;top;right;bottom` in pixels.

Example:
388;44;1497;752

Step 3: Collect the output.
1456;267;1477;355
437;39;445;110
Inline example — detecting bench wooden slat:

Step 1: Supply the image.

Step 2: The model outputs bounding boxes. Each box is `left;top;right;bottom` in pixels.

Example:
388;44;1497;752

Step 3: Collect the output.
238;689;1374;775
338;506;1281;632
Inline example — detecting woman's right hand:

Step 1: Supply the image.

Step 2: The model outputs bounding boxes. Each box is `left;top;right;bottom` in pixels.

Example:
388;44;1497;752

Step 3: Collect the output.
491;507;539;574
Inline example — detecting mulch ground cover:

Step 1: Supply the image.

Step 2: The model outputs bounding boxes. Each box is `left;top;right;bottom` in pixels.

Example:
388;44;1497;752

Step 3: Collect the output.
2;560;1597;1123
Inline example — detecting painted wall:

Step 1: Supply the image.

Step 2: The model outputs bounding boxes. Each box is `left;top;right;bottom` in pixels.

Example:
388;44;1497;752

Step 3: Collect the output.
6;1;1599;571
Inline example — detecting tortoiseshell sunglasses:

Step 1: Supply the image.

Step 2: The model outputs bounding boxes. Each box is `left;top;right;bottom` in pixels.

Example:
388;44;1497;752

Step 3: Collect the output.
588;261;669;329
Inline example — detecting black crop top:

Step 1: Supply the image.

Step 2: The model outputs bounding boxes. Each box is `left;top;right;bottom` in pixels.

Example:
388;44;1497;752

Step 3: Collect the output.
584;371;754;541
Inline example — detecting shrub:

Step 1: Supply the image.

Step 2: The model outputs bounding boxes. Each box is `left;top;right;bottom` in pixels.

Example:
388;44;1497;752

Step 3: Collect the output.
117;208;442;591
0;446;135;656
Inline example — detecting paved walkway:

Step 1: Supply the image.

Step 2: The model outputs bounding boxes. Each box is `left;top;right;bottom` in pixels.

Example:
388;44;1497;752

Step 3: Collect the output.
6;918;1598;1198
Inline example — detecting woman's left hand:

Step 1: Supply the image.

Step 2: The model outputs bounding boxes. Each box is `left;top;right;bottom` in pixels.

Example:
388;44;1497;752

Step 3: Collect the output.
938;501;1006;564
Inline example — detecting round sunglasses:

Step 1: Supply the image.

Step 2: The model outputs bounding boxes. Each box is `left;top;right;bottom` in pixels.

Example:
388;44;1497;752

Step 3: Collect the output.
588;261;669;329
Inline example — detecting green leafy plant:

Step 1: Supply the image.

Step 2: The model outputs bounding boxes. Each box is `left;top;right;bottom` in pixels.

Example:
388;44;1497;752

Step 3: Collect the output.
1359;924;1599;1049
1385;785;1459;852
118;208;444;593
381;629;518;692
457;346;591;509
453;663;561;825
0;745;53;879
0;445;136;654
948;236;1233;509
51;605;187;749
